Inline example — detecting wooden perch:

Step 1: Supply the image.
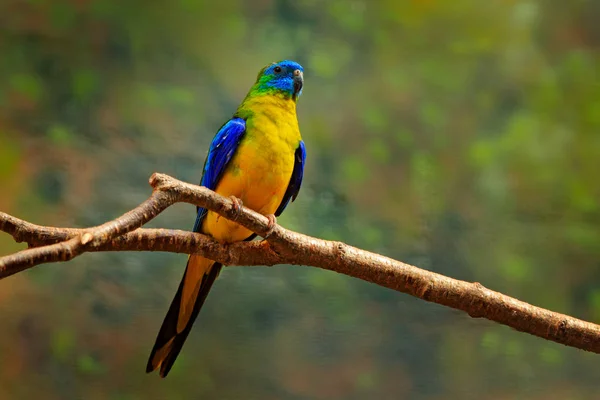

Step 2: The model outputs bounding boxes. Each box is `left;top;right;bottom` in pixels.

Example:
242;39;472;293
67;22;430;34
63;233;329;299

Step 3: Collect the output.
1;173;600;355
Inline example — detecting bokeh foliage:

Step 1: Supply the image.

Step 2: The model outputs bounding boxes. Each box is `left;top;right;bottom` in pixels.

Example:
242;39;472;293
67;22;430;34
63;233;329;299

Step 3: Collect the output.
1;0;599;398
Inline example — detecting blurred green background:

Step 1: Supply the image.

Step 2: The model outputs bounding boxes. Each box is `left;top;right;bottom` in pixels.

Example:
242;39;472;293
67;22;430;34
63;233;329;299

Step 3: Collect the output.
1;0;599;398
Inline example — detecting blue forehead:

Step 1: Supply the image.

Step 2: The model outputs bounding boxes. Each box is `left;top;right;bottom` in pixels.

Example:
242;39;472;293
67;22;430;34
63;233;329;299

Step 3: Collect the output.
264;60;304;75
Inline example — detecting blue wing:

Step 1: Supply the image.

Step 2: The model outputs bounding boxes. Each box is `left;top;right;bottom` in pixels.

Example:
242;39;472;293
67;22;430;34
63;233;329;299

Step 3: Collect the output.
275;140;307;216
193;118;246;232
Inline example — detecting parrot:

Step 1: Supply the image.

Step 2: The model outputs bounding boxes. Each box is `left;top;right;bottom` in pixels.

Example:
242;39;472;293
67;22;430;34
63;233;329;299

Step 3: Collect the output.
146;60;306;377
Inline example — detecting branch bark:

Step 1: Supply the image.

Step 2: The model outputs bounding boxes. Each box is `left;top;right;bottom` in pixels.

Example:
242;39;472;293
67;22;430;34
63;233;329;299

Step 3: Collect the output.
1;173;599;355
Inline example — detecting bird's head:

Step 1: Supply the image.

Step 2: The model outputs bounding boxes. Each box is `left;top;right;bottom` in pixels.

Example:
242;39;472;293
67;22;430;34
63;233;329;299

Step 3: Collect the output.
253;60;304;101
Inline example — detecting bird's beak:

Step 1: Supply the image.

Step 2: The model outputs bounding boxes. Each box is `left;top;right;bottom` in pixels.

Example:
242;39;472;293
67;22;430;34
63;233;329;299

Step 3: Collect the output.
293;69;303;99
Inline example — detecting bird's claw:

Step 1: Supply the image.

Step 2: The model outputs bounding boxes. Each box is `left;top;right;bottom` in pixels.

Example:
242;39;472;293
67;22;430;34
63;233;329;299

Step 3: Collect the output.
264;214;277;238
229;196;243;219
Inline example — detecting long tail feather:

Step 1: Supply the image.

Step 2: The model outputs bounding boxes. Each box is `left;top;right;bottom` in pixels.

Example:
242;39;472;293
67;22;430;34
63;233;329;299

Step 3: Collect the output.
146;255;221;377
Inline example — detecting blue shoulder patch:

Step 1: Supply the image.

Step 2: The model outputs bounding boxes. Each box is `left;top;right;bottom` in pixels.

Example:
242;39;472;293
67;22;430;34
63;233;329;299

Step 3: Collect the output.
193;118;246;232
275;140;306;216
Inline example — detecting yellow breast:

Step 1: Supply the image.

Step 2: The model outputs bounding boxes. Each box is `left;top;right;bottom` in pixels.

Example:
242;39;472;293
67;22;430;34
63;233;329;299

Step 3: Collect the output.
201;95;302;243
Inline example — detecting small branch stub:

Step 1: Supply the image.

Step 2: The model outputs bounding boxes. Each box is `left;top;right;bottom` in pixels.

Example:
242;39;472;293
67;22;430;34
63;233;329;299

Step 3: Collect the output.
81;233;93;245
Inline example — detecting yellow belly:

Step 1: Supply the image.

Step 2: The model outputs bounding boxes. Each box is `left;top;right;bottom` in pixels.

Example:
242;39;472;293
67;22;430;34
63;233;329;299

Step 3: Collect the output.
201;125;299;243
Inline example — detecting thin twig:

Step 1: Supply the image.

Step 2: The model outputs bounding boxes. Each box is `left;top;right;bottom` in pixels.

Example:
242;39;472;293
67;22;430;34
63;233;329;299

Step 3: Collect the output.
1;173;600;355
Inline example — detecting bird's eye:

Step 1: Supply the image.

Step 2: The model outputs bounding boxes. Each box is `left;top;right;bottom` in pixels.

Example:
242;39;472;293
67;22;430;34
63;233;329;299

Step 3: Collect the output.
274;66;282;74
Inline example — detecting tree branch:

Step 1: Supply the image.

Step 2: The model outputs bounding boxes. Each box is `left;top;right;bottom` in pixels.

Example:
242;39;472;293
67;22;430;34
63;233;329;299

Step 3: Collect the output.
1;173;600;355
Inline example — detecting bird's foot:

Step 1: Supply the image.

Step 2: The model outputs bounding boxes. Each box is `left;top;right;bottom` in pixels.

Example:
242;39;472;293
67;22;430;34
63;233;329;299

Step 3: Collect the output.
229;196;243;220
264;214;277;238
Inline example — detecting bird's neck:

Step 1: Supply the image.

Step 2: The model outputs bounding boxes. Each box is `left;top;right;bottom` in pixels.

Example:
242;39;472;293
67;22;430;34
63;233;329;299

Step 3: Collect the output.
235;93;297;120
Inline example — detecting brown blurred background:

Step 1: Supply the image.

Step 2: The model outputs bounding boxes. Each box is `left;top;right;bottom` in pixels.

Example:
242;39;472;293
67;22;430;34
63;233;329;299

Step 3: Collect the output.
0;0;599;399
